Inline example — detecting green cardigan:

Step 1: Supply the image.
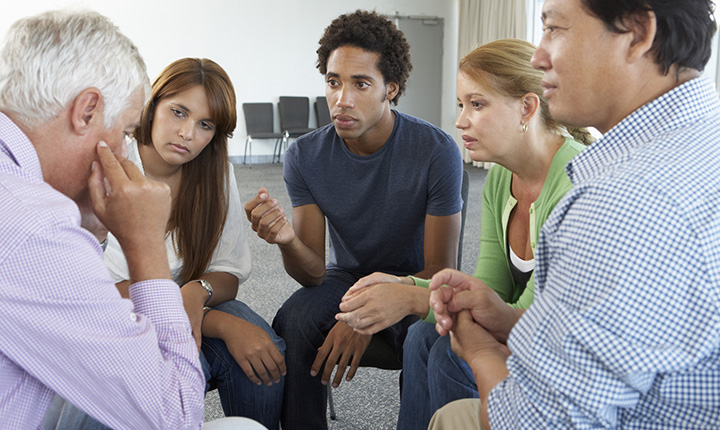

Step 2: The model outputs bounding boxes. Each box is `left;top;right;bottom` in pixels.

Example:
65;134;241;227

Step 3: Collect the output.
413;137;585;323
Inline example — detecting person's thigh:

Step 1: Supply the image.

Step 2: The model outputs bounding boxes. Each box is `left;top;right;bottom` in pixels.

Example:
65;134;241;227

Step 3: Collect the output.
210;300;285;352
272;269;362;430
52;401;109;430
273;269;359;337
397;321;441;430
202;300;284;429
428;398;483;430
428;334;479;411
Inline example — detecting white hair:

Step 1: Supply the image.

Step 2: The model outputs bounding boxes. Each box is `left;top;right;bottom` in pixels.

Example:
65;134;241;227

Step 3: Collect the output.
0;9;150;130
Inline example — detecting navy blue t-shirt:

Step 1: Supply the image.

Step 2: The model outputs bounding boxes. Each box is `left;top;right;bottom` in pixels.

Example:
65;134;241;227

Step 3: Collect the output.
284;110;463;275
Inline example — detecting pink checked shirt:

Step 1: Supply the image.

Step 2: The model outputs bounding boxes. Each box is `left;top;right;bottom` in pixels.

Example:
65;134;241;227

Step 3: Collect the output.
0;113;205;429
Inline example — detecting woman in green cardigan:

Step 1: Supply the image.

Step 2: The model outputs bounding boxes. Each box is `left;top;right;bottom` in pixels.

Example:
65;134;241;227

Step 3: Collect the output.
337;38;593;430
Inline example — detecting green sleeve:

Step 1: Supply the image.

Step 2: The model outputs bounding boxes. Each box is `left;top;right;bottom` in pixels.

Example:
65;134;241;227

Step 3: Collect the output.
409;275;430;289
408;276;437;324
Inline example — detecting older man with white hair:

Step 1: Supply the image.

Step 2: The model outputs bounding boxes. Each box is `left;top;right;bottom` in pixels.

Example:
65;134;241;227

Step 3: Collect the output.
0;9;207;429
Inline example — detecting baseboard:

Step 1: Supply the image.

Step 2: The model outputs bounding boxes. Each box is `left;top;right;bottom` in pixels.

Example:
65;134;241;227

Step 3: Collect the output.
230;154;279;165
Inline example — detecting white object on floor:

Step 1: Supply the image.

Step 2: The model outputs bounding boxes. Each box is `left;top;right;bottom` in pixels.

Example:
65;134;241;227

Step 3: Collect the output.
204;417;268;430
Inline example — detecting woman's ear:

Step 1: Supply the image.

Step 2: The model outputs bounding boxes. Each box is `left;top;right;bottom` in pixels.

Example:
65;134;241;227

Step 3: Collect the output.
520;92;540;126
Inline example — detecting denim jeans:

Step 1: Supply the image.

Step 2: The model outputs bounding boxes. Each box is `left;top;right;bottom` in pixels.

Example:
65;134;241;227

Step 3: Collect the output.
397;320;478;430
272;269;416;430
52;300;285;430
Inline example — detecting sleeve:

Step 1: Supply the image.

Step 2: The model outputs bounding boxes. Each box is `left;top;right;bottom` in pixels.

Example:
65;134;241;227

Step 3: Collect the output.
425;135;464;216
489;181;720;429
0;223;205;429
472;166;516;303
283;141;316;208
206;162;252;284
407;275;437;324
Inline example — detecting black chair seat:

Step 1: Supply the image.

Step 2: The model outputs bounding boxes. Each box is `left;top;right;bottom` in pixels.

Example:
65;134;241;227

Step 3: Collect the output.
358;334;402;370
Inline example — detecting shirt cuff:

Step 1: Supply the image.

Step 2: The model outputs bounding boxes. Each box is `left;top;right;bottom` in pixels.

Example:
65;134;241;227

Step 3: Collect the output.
407;276;436;323
128;279;186;325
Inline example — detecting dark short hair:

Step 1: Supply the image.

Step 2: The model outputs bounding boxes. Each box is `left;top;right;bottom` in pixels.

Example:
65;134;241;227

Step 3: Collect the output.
316;10;412;105
581;0;716;75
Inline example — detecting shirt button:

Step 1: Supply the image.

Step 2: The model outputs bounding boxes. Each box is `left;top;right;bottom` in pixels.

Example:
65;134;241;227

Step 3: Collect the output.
130;313;137;322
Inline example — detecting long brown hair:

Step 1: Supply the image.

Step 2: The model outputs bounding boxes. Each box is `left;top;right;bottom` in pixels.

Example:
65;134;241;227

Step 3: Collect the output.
459;39;593;145
135;58;237;283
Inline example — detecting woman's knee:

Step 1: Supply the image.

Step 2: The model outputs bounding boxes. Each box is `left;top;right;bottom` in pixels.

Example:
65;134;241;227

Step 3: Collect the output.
404;320;441;357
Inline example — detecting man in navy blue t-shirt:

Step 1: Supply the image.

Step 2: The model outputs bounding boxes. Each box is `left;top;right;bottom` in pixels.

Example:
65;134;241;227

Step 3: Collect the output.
245;10;463;429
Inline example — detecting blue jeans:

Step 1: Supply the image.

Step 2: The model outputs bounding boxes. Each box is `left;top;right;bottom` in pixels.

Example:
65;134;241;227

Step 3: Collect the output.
397;320;478;430
272;269;416;430
53;300;285;430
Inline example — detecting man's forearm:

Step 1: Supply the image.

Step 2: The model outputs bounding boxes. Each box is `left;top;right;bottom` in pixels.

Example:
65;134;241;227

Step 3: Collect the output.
123;238;172;283
470;351;509;430
279;236;326;286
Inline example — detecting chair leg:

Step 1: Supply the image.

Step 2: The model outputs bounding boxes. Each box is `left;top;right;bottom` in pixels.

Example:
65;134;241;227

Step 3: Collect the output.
327;387;337;420
274;133;288;164
243;136;252;165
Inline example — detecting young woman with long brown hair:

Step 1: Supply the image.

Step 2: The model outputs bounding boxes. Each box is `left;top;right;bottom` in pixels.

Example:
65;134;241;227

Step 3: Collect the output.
59;58;284;430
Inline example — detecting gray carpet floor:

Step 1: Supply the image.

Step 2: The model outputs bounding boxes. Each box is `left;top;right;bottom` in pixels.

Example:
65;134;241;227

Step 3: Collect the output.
204;162;488;429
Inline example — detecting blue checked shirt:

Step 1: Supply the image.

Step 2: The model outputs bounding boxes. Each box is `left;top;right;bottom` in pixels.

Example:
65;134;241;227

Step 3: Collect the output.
489;78;720;429
0;113;205;429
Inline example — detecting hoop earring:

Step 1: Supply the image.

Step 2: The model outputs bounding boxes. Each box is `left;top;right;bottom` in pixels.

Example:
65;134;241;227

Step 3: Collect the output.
522;123;529;134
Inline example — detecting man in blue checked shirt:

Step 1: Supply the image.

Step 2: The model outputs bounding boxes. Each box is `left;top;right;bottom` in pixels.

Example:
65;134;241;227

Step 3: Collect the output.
425;0;720;429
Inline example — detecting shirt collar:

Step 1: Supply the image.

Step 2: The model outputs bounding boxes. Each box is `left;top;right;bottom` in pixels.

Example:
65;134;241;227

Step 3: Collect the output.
566;77;720;184
0;111;43;182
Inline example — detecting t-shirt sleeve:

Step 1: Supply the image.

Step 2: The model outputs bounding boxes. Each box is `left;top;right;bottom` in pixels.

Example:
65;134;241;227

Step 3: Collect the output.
425;135;464;216
283;142;316;208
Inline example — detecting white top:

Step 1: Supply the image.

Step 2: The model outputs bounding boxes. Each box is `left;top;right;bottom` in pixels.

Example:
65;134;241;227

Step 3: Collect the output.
104;140;252;286
509;245;535;273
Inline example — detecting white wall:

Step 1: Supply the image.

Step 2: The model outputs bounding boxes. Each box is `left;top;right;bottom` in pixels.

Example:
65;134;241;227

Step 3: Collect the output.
2;0;459;162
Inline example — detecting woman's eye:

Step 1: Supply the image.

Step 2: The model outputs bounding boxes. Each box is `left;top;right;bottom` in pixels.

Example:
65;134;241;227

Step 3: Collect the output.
171;108;186;118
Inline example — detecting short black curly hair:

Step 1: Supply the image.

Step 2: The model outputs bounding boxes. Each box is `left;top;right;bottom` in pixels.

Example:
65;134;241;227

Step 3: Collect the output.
316;10;412;105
